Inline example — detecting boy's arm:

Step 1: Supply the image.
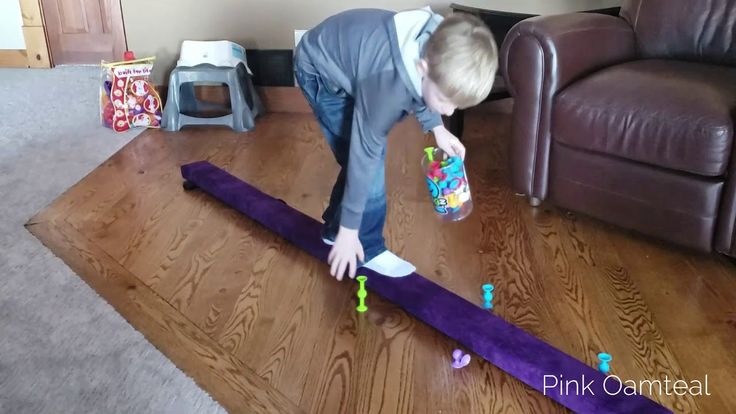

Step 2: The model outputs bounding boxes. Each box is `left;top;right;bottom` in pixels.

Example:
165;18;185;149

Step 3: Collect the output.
340;75;401;229
414;104;443;133
416;105;466;159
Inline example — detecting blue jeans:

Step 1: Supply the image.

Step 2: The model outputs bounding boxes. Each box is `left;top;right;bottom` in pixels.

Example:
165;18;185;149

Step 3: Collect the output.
295;61;387;262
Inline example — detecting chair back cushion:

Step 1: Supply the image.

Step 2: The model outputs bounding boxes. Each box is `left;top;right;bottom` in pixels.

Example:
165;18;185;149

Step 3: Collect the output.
621;0;736;65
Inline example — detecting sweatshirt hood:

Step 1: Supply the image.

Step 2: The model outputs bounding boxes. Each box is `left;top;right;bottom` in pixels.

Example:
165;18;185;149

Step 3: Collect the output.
390;6;444;99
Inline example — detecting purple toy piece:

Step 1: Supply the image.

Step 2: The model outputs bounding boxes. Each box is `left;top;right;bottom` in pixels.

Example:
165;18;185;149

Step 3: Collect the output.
104;80;112;97
180;161;672;414
452;349;471;369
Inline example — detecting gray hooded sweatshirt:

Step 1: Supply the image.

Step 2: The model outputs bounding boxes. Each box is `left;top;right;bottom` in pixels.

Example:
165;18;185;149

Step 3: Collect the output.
296;7;444;230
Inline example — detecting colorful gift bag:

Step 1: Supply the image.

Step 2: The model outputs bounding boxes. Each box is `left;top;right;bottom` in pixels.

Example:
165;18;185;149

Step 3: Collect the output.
100;57;162;132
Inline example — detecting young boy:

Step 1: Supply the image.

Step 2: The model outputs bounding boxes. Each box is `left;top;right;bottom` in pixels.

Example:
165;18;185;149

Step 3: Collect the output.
295;7;497;280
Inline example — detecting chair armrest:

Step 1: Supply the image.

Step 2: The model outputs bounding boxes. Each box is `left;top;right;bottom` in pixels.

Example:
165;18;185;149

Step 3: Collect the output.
501;13;636;97
500;13;636;198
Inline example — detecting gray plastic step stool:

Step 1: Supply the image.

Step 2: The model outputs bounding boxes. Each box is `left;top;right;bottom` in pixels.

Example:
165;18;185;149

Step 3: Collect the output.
162;63;263;132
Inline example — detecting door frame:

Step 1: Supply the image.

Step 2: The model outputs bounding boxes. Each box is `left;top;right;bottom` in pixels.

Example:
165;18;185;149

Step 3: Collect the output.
4;0;126;68
0;0;53;68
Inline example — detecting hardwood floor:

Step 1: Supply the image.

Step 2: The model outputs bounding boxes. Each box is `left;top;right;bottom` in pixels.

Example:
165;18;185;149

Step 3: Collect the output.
27;101;736;413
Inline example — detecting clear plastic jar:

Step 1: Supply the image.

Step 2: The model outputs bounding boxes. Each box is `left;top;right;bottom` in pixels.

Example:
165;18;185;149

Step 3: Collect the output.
421;147;473;221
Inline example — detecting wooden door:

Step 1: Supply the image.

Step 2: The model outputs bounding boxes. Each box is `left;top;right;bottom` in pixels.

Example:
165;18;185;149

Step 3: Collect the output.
41;0;126;64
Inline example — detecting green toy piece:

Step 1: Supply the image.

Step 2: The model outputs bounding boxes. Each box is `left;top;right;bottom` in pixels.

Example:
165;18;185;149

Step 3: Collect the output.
424;147;435;162
356;275;368;312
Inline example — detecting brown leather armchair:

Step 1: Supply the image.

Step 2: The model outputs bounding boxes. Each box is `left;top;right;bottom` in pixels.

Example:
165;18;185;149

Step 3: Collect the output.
500;0;736;255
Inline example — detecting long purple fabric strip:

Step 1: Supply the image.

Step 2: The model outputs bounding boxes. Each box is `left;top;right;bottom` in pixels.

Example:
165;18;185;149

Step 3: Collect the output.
181;161;672;414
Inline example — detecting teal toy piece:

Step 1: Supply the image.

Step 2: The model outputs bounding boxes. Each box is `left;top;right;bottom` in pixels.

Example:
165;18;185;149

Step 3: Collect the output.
597;353;612;374
482;284;494;309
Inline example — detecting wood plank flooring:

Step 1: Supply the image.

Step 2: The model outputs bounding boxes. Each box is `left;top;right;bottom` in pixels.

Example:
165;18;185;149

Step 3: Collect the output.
27;100;736;413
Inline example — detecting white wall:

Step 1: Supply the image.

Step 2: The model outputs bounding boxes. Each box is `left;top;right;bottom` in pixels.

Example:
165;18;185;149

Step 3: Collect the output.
123;0;451;84
0;0;26;49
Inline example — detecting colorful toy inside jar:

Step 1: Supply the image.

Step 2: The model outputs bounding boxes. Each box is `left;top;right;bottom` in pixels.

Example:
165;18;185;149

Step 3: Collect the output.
421;147;473;221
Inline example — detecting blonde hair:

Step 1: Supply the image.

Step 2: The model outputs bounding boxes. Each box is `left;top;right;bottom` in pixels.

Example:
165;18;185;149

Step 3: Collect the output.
424;13;498;109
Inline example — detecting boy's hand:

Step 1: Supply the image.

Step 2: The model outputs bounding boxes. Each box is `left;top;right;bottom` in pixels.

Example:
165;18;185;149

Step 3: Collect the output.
432;125;466;160
328;226;365;281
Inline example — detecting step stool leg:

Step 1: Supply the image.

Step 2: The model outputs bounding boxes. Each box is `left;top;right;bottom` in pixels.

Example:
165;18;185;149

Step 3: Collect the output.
236;63;264;118
245;74;264;118
236;73;257;131
162;70;182;131
227;70;249;132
